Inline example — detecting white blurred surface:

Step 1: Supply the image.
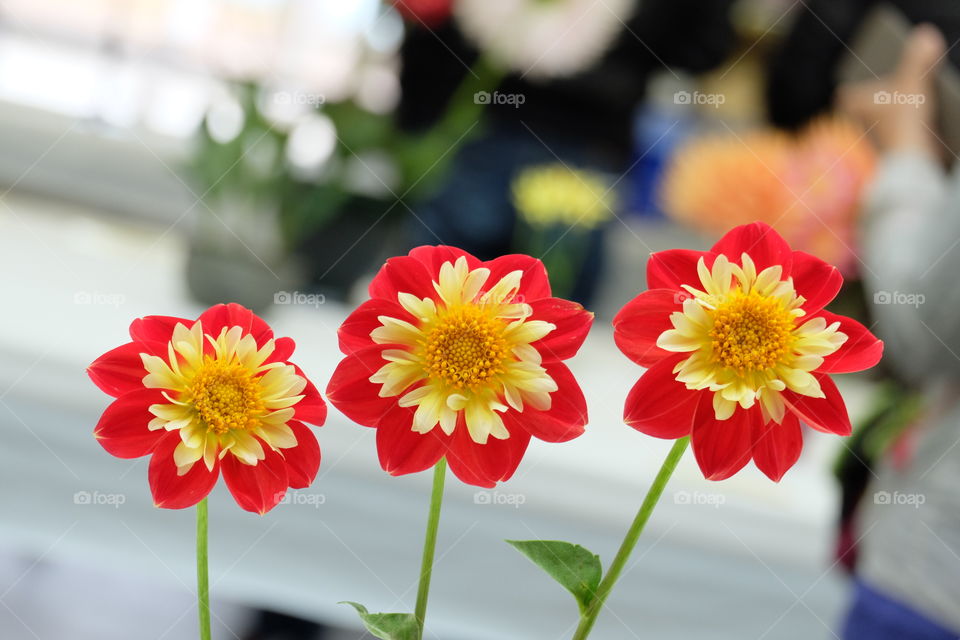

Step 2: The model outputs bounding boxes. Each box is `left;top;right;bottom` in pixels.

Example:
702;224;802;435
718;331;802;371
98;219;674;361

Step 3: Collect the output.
0;192;866;639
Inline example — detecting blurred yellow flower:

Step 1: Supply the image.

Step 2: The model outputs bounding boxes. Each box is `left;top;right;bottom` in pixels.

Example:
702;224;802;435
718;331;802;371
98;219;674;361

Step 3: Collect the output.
512;164;615;230
660;117;875;276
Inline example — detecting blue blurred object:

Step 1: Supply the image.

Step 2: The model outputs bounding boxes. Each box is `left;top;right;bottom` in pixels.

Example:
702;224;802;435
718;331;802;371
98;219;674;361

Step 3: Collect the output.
843;580;958;640
628;101;698;219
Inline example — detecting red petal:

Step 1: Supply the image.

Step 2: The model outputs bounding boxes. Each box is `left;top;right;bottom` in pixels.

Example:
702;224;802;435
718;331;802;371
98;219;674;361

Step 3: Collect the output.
94;389;168;458
782;375;852;435
711;222;793;274
283;421;321;489
751;411;803;482
368;255;436;301
326;348;397;427
791;251;842;315
289;363;327;427
196;303;273;344
817;311;883;374
87;342;147;397
376;404;448;476
485;254;552;301
149;433;220;510
446;420;531;488
691;404;754;481
408;245;482;275
623;355;703;439
337;298;410;355
613;289;680;367
646;249;712;290
504;361;586;443
221;445;290;514
129;315;188;349
529;298;593;360
269;337;296;363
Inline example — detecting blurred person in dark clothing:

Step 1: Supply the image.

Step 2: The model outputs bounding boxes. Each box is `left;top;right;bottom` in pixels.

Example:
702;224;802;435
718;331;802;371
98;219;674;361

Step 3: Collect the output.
397;0;736;304
837;24;960;640
766;0;960;130
769;5;960;635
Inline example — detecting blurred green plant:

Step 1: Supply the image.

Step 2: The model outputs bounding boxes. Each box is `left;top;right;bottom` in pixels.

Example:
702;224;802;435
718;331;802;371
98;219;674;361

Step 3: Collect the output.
190;55;501;255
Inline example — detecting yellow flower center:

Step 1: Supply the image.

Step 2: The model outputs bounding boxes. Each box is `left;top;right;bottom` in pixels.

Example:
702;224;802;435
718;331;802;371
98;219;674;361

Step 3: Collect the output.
422;306;510;390
189;357;264;435
709;291;795;374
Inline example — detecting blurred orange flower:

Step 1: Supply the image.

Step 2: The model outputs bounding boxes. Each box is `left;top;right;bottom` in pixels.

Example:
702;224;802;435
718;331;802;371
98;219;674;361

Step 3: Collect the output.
660;117;875;276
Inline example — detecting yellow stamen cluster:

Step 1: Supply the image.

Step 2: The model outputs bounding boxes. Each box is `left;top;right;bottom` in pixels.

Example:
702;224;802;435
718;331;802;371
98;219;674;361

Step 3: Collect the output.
422;306;510;390
189;357;265;434
709;291;795;375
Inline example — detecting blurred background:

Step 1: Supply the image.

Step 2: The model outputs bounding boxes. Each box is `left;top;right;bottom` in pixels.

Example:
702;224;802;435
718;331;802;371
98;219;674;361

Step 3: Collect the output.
1;0;958;638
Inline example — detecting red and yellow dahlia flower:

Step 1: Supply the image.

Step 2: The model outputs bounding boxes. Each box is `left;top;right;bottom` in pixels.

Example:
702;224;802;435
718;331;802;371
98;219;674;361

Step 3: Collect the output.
327;246;593;487
88;303;326;514
613;223;882;481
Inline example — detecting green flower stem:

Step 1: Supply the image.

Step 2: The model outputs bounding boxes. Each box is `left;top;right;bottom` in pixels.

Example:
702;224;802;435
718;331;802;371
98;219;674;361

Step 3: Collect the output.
414;458;448;639
572;437;690;640
402;54;503;198
196;498;212;640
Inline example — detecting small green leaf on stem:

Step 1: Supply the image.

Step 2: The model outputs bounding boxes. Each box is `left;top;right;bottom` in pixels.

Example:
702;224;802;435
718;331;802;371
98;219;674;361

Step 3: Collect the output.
506;540;602;613
341;602;420;640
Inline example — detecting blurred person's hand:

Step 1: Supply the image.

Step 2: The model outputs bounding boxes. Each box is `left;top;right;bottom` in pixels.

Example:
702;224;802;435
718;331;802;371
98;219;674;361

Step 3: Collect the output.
836;24;946;156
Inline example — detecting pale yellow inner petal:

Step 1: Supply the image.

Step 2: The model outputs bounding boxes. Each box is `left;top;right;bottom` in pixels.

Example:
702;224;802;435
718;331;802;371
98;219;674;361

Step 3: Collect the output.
368;257;561;444
141;322;308;475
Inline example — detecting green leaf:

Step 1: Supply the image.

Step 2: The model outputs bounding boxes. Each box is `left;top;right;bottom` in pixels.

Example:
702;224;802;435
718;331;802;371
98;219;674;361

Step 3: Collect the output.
506;540;602;613
340;602;419;640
